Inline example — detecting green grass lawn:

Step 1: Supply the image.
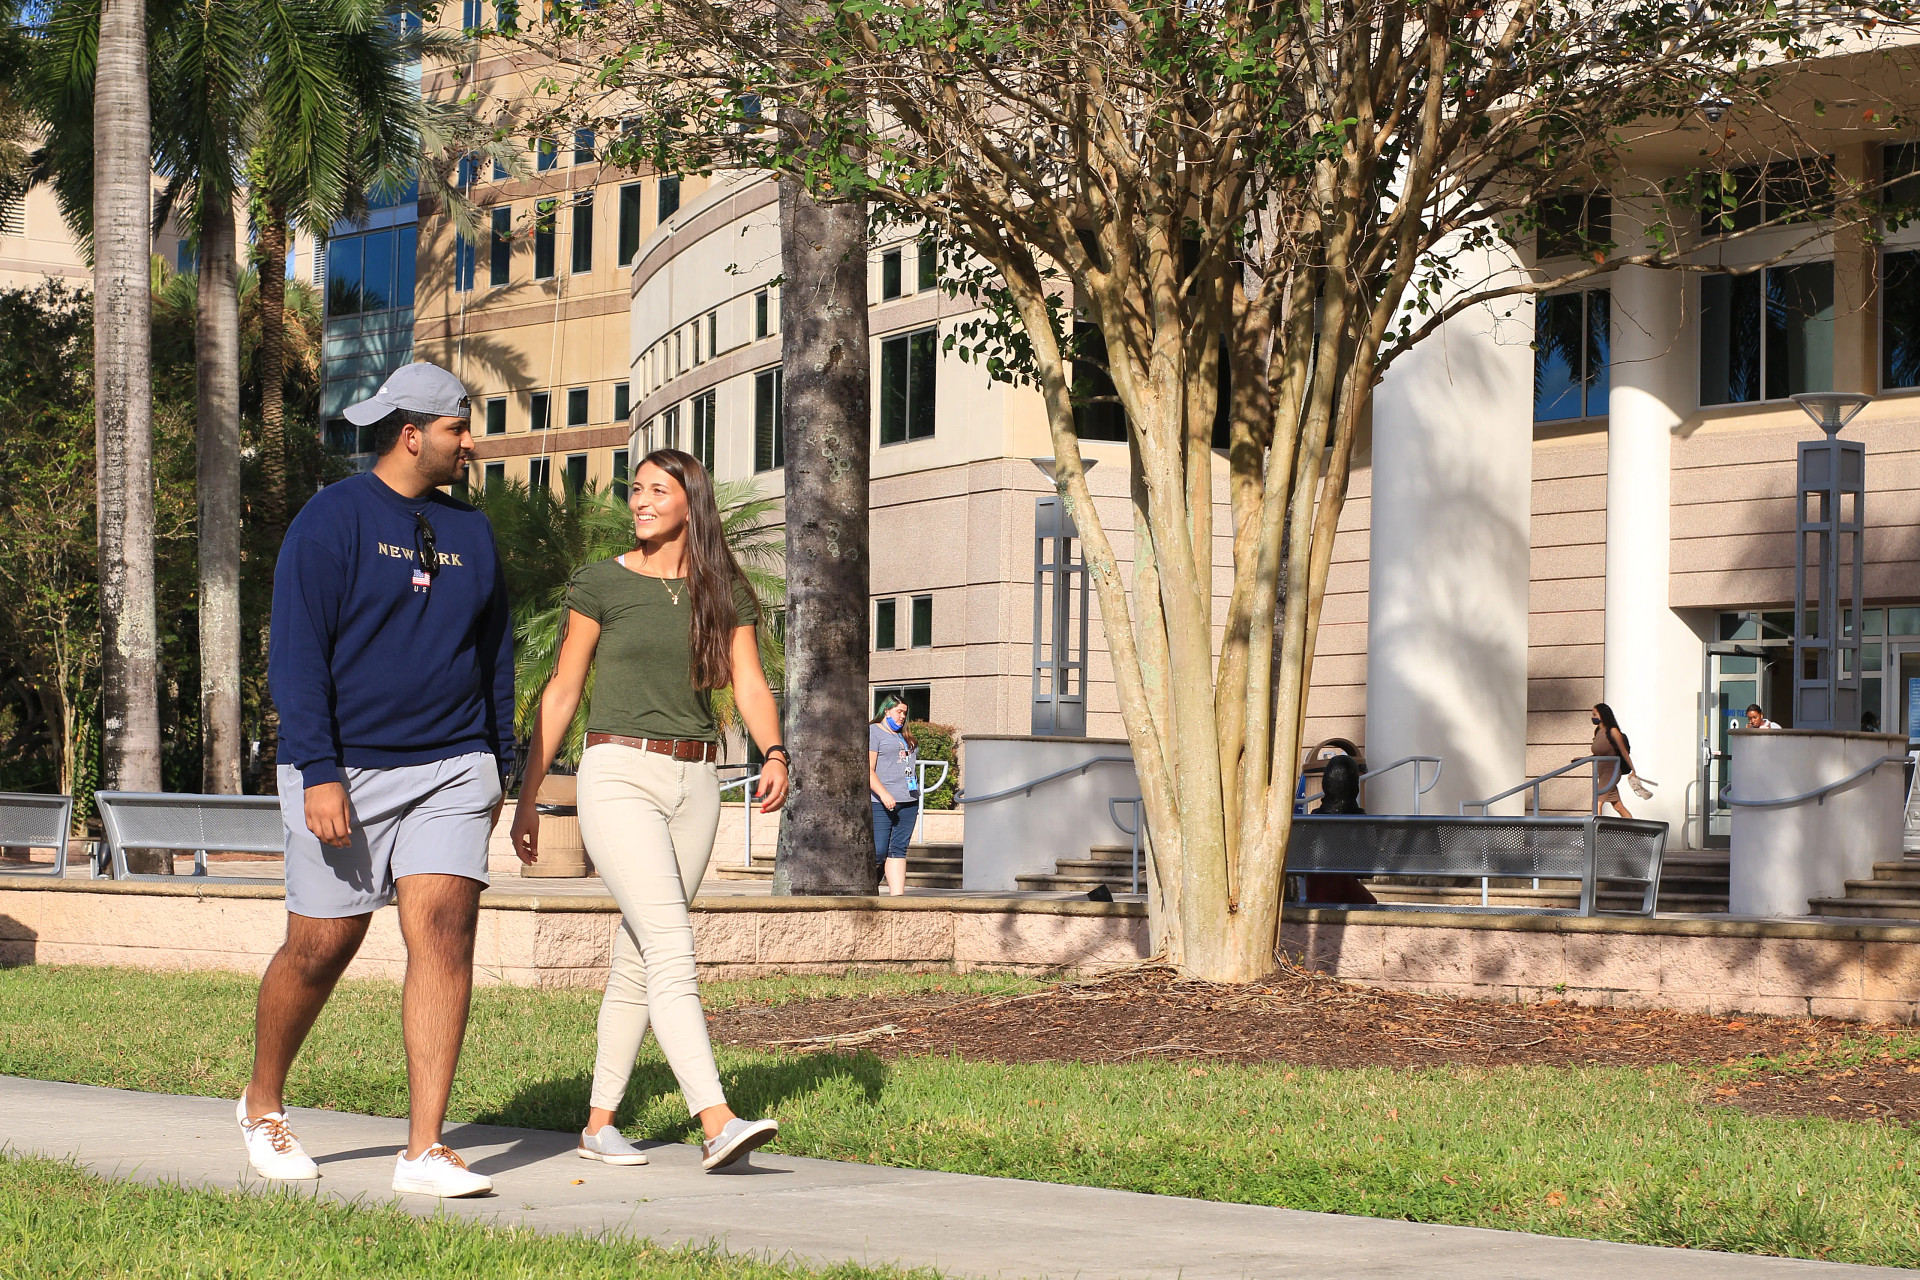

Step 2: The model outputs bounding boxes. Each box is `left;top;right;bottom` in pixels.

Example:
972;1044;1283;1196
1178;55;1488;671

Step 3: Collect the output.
2;966;1917;1268
0;1154;923;1280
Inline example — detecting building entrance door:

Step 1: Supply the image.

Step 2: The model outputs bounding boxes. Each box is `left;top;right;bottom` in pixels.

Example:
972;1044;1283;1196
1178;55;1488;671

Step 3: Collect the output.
1699;640;1790;848
1886;644;1920;740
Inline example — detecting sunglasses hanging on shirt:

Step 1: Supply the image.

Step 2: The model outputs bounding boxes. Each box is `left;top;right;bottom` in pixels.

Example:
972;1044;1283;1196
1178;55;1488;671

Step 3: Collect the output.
413;511;441;580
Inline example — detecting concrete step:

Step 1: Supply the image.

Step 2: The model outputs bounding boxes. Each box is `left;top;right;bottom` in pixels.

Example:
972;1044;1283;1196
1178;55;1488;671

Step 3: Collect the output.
1053;857;1137;875
1838;878;1920;900
1016;874;1140;893
712;863;962;887
1869;860;1920;883
1807;895;1920;920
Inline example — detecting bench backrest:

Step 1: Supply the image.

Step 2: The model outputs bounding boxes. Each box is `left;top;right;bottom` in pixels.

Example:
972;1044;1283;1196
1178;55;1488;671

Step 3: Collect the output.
1286;814;1667;915
95;791;285;880
0;793;76;877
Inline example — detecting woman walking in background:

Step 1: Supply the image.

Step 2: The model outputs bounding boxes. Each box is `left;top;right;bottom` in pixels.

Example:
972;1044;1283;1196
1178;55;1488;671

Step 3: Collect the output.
869;696;919;896
1586;702;1636;819
513;449;788;1172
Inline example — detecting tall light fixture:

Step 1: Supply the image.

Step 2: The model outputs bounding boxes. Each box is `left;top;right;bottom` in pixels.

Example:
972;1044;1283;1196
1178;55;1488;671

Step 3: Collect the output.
1789;392;1872;730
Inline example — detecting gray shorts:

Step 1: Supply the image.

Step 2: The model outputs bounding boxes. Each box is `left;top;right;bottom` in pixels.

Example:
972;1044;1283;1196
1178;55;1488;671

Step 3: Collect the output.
277;752;502;919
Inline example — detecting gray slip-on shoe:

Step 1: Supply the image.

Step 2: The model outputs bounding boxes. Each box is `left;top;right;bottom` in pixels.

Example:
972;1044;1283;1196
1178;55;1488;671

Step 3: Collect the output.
577;1124;650;1165
701;1117;779;1171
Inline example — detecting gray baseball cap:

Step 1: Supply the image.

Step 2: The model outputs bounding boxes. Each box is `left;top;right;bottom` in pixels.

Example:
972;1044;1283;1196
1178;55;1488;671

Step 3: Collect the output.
342;361;473;426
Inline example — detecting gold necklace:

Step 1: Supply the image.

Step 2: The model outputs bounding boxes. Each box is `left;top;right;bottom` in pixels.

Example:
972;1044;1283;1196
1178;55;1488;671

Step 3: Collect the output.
657;576;683;607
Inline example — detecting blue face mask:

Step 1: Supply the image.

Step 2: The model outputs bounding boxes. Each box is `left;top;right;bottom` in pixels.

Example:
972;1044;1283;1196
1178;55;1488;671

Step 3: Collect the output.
887;710;905;730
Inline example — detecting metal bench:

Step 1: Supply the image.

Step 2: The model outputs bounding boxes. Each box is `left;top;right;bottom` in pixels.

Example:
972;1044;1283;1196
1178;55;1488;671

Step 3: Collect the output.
95;791;285;882
1285;814;1669;916
0;793;77;877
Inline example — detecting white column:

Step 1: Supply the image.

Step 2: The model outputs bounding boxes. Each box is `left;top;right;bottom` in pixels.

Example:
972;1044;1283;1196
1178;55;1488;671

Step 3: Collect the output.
1366;247;1533;814
1604;248;1697;831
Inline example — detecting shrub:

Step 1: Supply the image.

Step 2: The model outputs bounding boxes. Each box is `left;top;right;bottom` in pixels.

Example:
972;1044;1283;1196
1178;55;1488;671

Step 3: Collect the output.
911;720;960;809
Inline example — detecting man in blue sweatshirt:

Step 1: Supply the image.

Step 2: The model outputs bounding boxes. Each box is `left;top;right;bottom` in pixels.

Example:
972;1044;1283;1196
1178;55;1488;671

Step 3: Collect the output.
238;362;513;1199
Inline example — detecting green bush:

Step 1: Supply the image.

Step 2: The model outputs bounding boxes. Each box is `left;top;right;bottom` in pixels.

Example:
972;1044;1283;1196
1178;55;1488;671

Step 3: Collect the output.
910;720;959;809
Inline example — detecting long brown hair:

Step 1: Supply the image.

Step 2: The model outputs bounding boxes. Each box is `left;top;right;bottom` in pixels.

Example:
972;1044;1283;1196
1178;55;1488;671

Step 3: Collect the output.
637;449;757;690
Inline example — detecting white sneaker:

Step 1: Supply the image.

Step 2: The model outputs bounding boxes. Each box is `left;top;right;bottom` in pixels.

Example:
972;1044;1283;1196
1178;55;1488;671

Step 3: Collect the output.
236;1092;318;1180
701;1117;778;1171
392;1144;493;1197
577;1125;649;1165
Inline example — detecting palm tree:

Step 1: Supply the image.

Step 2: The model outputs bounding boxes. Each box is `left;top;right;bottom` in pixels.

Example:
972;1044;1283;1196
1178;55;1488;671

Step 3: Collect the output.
93;0;164;799
771;174;873;895
477;477;787;773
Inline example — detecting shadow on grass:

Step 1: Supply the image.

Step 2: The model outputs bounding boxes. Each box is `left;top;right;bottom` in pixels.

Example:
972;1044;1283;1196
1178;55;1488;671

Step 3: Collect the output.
472;1053;889;1140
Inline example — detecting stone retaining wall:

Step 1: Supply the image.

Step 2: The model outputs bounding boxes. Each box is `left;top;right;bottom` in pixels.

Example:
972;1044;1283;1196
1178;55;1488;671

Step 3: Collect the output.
0;882;1148;986
4;881;1917;1022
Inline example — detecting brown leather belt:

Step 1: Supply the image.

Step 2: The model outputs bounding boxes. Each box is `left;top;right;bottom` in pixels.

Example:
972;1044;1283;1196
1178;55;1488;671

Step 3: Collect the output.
584;731;719;763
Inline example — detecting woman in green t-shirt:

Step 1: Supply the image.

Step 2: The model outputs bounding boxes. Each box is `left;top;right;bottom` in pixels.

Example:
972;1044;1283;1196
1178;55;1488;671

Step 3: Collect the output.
511;449;789;1173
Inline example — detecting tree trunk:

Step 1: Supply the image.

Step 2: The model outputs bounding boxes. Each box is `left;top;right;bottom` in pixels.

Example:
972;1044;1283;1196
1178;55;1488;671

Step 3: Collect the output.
93;0;164;872
256;206;290;539
770;174;872;896
197;197;244;794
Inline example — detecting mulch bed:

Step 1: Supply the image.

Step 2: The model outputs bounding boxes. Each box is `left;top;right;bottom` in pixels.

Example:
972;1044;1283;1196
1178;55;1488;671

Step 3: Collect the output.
708;965;1920;1127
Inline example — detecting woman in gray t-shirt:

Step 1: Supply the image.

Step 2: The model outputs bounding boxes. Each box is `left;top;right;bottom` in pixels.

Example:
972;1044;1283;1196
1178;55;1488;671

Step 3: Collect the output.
868;697;919;895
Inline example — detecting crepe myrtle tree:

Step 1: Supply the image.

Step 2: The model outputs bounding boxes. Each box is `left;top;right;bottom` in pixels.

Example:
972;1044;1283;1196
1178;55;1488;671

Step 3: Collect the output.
520;0;1919;979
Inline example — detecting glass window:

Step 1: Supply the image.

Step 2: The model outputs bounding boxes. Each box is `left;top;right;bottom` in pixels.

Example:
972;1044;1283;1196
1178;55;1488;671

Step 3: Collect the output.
755;289;769;338
1706;159;1834;232
571;193;593;274
618;184;642;265
661;404;680;450
564;453;587;494
1534;290;1609;421
871;684;931;722
454;233;475;292
1701;262;1832;405
1536;193;1611;260
326;234;363;316
493;157;508;181
567;386;588;426
707;310;718;357
573;127;596;165
1886;142;1920;211
881;249;903;300
484;397;505;436
612;448;630;502
533;199;556;279
657;175;680;221
754;368;783;472
528;456;549;489
534;137;558;172
462;0;481;29
1891;607;1920;636
1072;320;1126;440
690;389;716;472
918;233;938;291
613;382;630;422
530;391;550;431
394;225;416;310
879;327;937;444
692;318;703;364
910;595;932;648
484;460;505;488
874;599;896;650
1865;609;1886;637
489;207;511;286
1884;250;1920;391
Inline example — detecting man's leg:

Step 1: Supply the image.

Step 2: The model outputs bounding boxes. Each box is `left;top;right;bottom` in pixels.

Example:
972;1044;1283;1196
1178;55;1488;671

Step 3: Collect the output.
247;912;372;1117
394;872;482;1158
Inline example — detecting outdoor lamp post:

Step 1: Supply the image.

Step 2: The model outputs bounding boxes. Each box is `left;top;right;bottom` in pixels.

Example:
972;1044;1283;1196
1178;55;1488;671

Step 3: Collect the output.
1788;391;1873;731
1029;458;1097;736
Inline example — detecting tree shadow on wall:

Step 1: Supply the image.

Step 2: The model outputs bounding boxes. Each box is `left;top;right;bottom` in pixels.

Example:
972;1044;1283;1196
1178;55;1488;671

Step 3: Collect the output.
0;914;35;967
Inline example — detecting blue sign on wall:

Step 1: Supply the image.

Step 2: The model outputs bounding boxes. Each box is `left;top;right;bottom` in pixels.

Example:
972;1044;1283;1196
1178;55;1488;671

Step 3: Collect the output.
1908;678;1920;738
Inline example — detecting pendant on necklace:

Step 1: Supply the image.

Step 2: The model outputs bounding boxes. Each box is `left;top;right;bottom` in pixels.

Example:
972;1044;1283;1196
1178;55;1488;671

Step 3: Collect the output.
661;578;683;607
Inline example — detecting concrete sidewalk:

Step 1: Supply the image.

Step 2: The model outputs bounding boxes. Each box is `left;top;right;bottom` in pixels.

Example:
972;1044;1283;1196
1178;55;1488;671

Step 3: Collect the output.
0;1076;1899;1279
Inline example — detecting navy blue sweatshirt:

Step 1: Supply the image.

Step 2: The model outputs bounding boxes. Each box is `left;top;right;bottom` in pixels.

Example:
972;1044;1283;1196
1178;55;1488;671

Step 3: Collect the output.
269;472;515;790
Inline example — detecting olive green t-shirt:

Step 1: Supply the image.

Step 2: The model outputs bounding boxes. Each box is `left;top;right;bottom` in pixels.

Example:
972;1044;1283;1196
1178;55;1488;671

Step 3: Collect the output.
566;556;758;743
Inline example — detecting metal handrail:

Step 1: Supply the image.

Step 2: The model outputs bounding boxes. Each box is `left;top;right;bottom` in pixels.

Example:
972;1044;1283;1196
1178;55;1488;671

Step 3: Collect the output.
1719;753;1906;809
911;760;951;846
1459;757;1622;817
1302;755;1444;814
954;755;1133;805
1108;796;1144;894
717;771;764;868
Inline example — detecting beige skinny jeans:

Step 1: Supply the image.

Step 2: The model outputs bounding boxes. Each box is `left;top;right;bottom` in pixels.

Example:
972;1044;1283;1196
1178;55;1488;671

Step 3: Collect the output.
575;742;726;1116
